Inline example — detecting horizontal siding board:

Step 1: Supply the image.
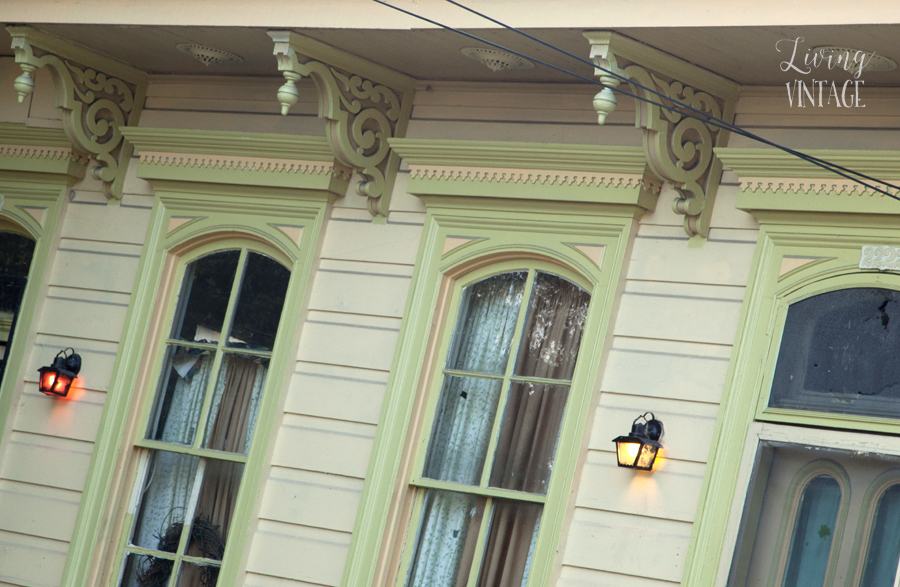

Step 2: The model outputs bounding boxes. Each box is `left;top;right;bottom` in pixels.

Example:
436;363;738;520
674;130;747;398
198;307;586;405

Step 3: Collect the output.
319;219;422;265
247;520;350;587
49;247;140;294
12;387;104;443
574;452;706;523
562;509;691;583
614;287;743;346
138;109;327;135
627;236;756;287
270;415;375;479
558;565;680;587
36;295;129;343
244;572;329;587
600;346;730;405
259;467;363;533
0;432;93;492
295;319;399;372
286;362;387;425
0;529;68;587
590;395;719;464
60;201;151;245
0;480;80;542
307;268;411;319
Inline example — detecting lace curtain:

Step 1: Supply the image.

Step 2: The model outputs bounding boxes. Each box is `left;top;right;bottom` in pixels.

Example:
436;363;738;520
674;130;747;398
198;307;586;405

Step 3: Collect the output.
409;272;589;587
132;354;265;554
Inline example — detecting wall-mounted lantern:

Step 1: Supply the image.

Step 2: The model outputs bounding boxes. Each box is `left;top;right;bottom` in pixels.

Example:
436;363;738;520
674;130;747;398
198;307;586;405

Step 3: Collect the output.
613;412;664;471
38;348;81;397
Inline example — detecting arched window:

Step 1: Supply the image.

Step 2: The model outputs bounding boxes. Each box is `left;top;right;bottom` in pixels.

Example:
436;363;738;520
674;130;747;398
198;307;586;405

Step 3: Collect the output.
0;230;36;388
399;266;591;587
118;244;291;587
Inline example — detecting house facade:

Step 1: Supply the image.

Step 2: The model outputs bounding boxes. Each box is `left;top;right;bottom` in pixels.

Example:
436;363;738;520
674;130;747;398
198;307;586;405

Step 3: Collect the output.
1;3;899;587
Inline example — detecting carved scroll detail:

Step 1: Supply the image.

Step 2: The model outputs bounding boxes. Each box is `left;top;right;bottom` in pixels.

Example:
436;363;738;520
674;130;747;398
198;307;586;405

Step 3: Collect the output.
587;33;738;239
8;27;146;200
271;32;414;219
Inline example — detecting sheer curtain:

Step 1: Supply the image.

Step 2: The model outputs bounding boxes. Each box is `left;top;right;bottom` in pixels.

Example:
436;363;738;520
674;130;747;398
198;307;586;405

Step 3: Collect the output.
409;273;590;587
410;274;523;587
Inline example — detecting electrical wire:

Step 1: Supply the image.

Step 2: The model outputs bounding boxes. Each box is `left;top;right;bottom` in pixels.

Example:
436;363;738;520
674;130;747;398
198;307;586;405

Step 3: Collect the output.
441;0;900;195
370;0;900;201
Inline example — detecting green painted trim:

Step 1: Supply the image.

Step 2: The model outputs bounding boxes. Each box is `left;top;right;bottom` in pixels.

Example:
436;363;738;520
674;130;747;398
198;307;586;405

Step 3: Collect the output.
61;176;330;587
340;200;635;587
717;148;900;179
389;139;647;174
682;217;900;587
0;122;70;147
0;180;66;473
120;127;335;161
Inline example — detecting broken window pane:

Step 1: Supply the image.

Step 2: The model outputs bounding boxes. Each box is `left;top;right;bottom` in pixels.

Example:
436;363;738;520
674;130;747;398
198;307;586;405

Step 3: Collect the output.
770;288;900;419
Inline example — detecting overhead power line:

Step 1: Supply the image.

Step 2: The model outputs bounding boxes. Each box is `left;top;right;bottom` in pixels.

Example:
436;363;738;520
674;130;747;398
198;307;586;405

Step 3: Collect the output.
371;0;900;202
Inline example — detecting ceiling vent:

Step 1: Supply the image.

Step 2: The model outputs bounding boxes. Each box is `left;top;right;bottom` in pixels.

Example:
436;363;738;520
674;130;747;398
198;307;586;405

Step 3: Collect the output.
811;46;897;73
461;47;534;72
176;43;244;67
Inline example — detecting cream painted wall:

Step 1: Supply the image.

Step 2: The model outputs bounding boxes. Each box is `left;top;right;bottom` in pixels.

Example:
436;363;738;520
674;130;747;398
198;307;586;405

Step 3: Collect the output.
0;62;897;587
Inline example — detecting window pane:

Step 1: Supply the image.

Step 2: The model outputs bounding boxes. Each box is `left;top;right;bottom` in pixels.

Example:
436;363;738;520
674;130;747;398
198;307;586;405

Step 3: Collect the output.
131;451;200;551
186;459;244;556
782;475;841;587
446;272;526;376
476;501;542;587
147;346;214;445
120;552;174;587
227;252;290;351
513;272;590;381
171;250;240;343
424;375;504;485
860;484;900;587
771;288;900;418
489;382;568;494
0;231;35;388
407;490;486;587
203;354;267;453
178;562;220;587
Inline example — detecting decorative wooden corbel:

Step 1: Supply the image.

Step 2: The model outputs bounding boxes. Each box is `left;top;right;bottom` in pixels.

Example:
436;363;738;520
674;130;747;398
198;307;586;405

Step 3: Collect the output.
7;26;147;200
585;32;740;243
269;31;415;220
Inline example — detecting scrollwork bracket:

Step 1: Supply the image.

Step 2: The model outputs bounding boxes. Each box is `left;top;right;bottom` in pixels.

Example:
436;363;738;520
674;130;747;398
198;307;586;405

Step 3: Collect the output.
7;26;147;200
585;32;740;242
269;31;415;220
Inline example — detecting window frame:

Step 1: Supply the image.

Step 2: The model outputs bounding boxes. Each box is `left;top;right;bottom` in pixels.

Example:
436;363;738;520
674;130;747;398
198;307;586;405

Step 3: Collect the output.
0;121;81;455
62;128;342;587
341;137;658;587
110;238;295;585
682;145;900;587
395;261;595;587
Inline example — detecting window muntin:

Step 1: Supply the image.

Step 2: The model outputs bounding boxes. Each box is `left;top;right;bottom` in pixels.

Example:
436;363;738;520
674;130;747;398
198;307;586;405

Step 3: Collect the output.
405;268;590;587
770;288;900;419
117;247;290;587
0;231;36;388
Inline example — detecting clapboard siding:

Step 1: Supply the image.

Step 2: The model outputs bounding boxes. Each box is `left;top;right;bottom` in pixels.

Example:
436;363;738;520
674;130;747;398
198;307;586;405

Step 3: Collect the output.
247;519;351;587
0;431;94;492
0;480;81;542
557;566;679;587
0;529;68;587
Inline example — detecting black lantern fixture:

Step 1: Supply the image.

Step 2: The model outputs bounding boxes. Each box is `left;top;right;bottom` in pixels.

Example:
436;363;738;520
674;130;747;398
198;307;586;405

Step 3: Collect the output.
37;348;81;397
613;412;664;471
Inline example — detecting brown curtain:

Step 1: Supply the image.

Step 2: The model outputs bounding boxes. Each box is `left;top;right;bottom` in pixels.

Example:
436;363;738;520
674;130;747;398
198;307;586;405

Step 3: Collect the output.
479;274;590;587
188;357;259;562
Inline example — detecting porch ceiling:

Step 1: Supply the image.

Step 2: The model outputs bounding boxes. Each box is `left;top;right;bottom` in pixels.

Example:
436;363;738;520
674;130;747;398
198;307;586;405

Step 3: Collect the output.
1;23;899;87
